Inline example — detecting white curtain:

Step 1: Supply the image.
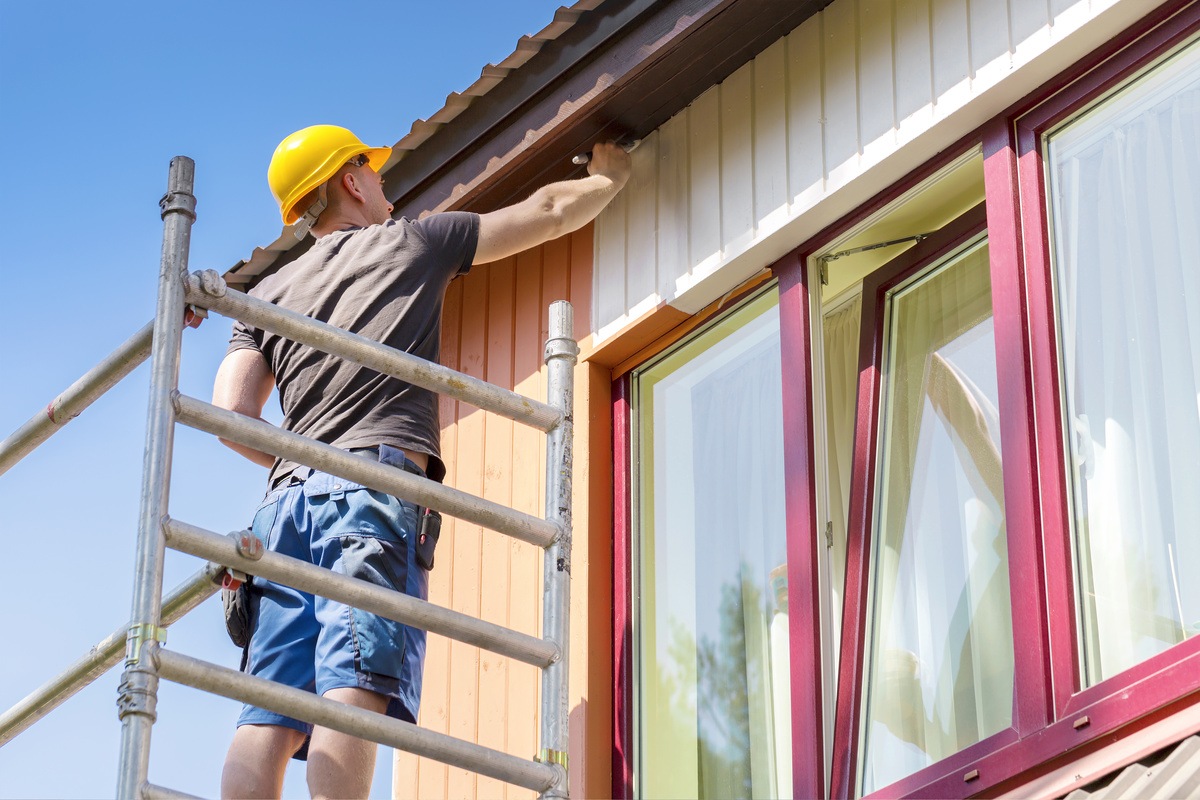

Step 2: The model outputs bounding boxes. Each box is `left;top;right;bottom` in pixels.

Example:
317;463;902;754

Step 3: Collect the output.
1048;45;1200;684
859;243;1013;794
638;296;792;799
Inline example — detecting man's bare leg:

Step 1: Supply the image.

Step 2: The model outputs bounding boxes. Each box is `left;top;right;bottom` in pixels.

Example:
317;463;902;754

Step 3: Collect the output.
221;723;307;799
307;687;388;800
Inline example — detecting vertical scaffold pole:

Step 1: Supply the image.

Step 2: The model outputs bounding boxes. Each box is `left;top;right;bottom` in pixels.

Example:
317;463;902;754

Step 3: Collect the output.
116;157;196;799
539;300;577;799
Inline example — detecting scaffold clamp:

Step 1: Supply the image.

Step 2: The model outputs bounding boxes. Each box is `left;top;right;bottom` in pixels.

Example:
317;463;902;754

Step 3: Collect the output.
537;748;568;770
124;623;167;667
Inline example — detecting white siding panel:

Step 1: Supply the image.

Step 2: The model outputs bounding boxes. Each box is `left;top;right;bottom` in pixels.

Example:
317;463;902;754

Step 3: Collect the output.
754;39;791;234
787;17;826;208
894;0;934;127
625;136;659;307
656;115;690;301
688;86;722;276
1010;0;1052;54
932;0;971;106
593;180;627;329
971;0;1013;77
592;0;1167;336
720;65;756;257
1052;0;1089;23
859;0;897;159
823;0;860;186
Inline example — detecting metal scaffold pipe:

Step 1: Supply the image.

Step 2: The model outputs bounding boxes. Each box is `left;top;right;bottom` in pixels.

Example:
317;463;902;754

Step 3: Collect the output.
0;321;153;478
184;270;564;432
0;565;221;747
172;393;562;548
538;300;577;799
154;648;558;793
116;156;196;800
163;518;558;667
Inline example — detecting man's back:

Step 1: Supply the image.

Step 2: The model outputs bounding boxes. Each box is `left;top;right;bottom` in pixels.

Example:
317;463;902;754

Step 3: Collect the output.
228;213;478;486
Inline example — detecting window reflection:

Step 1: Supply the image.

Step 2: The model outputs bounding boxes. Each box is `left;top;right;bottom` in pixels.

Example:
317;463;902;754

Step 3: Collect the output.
634;291;790;799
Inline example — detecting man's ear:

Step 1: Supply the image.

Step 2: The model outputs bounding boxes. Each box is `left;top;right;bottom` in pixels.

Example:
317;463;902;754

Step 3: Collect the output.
341;171;366;203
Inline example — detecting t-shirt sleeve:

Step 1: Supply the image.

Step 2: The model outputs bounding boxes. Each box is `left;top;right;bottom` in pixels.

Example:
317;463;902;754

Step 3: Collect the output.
227;319;260;356
413;212;479;279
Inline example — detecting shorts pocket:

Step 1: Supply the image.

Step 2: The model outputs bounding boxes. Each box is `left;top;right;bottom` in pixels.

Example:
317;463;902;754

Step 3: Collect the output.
305;473;415;542
338;534;410;680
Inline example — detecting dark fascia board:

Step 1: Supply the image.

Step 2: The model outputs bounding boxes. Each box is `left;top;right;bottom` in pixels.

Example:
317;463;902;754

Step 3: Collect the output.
388;0;832;218
227;0;830;287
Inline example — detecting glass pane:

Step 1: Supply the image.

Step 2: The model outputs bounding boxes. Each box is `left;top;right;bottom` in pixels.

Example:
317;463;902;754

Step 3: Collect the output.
634;290;790;800
860;241;1013;794
1046;40;1200;685
822;295;862;678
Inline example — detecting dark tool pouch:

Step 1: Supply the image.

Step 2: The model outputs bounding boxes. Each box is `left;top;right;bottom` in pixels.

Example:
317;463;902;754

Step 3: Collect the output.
222;577;257;671
416;509;442;571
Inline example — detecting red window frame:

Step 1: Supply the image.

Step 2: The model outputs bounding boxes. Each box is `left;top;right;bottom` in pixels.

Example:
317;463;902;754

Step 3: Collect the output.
612;2;1200;798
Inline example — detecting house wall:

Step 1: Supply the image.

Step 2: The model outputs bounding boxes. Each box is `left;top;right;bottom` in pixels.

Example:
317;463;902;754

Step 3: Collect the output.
592;0;1174;341
394;227;613;800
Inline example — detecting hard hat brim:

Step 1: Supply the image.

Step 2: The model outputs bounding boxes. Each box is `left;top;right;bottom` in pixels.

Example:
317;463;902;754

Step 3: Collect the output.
279;143;394;226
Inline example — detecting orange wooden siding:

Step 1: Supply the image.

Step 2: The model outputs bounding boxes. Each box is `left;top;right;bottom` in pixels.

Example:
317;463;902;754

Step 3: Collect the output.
394;226;613;800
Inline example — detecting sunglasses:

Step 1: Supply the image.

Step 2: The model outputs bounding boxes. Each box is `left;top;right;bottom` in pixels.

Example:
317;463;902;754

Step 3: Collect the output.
345;154;370;169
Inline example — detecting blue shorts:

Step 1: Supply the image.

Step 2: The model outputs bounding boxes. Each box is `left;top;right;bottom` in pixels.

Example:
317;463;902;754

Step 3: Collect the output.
237;446;428;754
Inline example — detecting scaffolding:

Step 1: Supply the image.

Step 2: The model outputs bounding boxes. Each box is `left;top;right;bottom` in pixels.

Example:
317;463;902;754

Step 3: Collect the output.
0;157;577;799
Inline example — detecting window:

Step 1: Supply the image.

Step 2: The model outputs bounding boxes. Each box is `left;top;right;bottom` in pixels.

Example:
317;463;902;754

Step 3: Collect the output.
631;289;791;799
1043;36;1200;687
616;7;1200;799
856;228;1012;793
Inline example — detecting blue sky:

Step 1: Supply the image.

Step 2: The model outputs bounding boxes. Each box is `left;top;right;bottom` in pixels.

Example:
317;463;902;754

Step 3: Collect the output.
0;2;560;796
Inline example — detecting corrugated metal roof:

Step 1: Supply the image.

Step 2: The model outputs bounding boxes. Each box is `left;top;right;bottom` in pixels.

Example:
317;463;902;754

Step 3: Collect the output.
1065;736;1200;799
224;0;605;289
383;0;604;171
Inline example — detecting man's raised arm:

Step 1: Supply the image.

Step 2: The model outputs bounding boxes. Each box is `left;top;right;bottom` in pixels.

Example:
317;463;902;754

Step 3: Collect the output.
472;141;632;265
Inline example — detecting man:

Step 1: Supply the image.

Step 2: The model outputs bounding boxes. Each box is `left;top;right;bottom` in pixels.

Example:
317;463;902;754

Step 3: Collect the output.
212;124;630;799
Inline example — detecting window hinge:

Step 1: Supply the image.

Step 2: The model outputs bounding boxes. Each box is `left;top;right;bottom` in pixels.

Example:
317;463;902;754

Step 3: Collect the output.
819;260;829;286
824;521;833;548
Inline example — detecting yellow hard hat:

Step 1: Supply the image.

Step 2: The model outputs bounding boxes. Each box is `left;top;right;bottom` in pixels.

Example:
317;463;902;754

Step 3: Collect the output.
268;125;392;225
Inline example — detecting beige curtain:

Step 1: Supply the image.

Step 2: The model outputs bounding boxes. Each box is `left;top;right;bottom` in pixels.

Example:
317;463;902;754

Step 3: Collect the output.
822;294;863;667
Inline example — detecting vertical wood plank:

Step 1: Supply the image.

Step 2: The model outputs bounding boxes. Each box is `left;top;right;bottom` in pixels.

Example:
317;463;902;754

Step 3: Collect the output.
754;38;790;233
594;174;628;334
859;0;897;156
568;227;594;341
970;0;1012;78
786;16;826;208
411;276;464;799
509;245;547;800
1010;0;1052;52
720;63;756;254
447;268;488;800
478;257;516;800
822;0;861;185
625;135;659;309
1050;0;1084;23
932;0;971;105
655;117;690;303
688;86;722;273
894;0;935;127
582;363;615;800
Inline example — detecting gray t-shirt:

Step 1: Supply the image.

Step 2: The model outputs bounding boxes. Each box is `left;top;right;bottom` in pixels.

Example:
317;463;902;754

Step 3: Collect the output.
227;213;479;487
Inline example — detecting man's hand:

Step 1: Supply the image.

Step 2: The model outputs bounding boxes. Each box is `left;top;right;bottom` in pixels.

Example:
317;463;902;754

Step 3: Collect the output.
473;139;633;265
585;140;633;185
